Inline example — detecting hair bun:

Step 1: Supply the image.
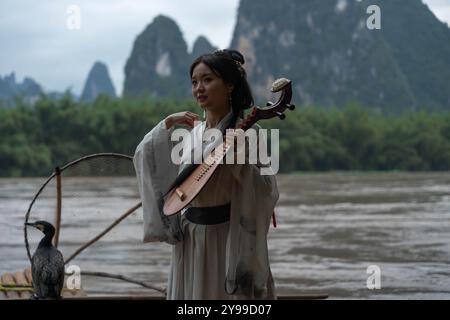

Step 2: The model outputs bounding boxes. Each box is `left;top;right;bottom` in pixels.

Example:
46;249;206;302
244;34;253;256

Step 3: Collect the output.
214;49;245;65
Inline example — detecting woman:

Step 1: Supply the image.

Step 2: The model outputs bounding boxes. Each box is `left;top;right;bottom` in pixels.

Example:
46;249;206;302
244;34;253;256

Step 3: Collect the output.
133;49;279;299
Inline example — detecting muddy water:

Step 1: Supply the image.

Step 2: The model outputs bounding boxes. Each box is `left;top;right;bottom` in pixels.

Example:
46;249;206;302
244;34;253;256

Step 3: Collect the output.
1;172;449;299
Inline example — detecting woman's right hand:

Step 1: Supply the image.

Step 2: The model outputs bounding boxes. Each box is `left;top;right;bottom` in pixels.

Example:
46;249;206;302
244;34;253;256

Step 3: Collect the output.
164;111;200;129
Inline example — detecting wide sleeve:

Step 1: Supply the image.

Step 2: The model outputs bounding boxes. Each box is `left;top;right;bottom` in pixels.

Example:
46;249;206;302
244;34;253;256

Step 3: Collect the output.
133;120;183;245
225;124;279;299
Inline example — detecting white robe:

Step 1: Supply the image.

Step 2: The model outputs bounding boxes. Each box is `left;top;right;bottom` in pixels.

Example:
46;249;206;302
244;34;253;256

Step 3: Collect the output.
133;114;279;299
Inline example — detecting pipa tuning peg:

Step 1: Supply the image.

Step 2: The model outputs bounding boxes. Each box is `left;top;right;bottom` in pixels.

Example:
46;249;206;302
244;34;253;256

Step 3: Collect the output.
275;111;285;120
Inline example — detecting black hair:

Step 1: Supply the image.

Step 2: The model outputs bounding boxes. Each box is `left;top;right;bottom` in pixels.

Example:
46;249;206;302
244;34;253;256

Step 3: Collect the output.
189;49;254;129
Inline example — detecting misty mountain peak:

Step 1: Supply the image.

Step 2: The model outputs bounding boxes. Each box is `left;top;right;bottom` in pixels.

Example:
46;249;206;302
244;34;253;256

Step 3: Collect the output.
80;61;116;102
191;36;217;59
123;14;190;98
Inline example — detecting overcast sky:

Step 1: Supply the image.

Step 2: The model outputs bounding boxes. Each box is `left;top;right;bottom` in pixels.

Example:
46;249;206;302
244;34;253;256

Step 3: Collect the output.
1;0;449;96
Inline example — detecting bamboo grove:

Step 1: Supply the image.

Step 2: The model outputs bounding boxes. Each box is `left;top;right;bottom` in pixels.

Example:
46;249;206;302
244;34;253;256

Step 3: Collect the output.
1;94;449;177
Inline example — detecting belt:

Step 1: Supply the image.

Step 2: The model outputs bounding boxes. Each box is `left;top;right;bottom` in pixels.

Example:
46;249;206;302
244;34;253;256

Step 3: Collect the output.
185;202;231;225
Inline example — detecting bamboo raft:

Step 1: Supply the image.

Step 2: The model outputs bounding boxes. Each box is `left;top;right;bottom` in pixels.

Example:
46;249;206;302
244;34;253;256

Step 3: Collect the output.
0;267;86;299
0;267;327;300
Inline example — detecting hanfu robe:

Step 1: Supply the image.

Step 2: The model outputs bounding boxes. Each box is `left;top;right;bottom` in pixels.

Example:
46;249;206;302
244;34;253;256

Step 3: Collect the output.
133;111;279;299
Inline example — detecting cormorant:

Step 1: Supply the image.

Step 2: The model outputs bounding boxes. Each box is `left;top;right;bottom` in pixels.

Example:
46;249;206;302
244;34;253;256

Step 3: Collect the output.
25;220;65;299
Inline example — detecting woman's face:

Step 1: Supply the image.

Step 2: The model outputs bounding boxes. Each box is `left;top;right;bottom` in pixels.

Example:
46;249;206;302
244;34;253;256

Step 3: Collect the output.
191;62;232;114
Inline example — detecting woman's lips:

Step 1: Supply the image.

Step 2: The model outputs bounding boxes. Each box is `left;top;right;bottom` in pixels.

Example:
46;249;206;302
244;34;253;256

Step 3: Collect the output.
197;95;207;102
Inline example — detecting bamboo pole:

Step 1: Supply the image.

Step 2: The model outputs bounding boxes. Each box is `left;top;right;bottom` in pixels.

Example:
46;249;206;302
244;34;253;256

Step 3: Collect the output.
64;202;142;264
80;271;166;294
54;166;62;247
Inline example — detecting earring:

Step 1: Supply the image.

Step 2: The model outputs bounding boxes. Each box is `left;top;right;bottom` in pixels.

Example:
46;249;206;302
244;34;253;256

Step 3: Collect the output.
203;109;206;120
228;95;233;110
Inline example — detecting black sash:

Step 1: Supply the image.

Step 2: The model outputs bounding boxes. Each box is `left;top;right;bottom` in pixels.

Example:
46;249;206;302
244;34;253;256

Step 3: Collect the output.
185;202;231;225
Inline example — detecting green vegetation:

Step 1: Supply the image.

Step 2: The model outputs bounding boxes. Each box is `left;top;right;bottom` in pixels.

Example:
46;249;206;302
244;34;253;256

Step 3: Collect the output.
1;95;449;177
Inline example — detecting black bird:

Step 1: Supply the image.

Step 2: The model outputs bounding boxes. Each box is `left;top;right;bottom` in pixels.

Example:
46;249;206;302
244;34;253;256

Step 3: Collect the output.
25;221;65;299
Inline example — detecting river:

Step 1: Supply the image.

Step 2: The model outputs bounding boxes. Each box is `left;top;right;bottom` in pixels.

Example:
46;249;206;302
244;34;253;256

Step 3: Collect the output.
1;172;449;299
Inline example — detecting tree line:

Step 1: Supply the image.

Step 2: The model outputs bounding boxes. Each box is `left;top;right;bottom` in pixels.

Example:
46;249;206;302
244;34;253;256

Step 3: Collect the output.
1;94;449;177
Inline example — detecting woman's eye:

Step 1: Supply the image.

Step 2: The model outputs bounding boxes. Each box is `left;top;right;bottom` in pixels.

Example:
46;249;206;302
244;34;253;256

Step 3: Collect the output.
192;80;197;86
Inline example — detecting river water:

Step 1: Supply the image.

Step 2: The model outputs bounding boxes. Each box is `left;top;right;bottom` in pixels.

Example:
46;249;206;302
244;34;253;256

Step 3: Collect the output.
1;172;449;299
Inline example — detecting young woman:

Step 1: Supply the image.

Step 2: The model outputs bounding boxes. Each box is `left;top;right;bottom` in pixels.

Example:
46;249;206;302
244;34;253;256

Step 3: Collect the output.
134;49;279;299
